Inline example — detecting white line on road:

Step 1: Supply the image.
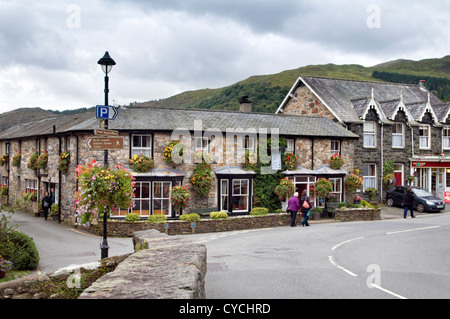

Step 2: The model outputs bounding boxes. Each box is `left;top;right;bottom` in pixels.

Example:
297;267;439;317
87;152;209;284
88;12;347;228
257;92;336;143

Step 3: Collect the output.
386;226;440;235
369;284;408;299
328;256;358;277
331;237;365;251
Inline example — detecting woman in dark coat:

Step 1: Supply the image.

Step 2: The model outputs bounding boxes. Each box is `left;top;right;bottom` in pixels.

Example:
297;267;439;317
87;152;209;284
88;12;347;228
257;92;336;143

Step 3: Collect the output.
42;191;52;221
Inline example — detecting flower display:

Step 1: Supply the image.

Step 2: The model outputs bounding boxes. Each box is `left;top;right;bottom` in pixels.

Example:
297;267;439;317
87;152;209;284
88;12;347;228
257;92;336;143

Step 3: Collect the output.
243;150;258;172
129;154;155;173
283;152;298;170
170;185;191;211
37;151;48;169
193;150;213;164
163;139;185;165
0;257;13;272
28;151;39;170
75;160;135;226
345;168;364;192
59;150;70;173
190;162;213;198
0;185;8;197
313;178;333;198
0;154;8;167
274;178;295;201
330;153;344;170
12;152;21;167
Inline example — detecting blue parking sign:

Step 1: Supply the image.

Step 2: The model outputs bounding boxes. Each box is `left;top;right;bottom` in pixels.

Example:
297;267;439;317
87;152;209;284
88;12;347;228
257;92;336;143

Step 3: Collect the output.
96;105;118;120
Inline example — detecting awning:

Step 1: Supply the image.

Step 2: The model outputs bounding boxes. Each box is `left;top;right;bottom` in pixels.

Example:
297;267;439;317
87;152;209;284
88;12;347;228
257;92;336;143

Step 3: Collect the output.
283;165;347;176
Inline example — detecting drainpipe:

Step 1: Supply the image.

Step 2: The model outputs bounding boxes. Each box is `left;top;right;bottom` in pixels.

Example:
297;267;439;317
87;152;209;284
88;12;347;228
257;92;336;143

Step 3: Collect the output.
379;120;384;203
54;125;62;224
407;123;415;184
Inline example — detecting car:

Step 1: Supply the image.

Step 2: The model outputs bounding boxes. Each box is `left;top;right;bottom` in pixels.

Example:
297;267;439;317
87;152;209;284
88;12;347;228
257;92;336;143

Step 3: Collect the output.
386;185;445;212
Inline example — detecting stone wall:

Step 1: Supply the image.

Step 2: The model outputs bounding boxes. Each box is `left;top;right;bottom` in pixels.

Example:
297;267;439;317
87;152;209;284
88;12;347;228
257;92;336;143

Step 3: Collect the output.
79;230;207;299
87;213;292;237
334;208;381;222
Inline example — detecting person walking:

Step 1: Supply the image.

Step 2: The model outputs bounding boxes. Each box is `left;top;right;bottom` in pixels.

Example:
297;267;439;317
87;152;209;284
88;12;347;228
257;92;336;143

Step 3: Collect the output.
42;191;52;221
300;190;311;227
287;192;300;227
403;187;415;218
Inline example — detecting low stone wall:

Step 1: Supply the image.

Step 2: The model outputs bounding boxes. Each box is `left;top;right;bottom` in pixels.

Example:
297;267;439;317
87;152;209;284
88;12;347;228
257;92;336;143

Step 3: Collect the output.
87;213;292;237
79;230;207;299
334;208;381;222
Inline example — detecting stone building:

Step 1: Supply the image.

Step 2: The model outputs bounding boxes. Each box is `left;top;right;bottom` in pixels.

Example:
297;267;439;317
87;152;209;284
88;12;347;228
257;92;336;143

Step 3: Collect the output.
0;103;357;224
277;76;450;202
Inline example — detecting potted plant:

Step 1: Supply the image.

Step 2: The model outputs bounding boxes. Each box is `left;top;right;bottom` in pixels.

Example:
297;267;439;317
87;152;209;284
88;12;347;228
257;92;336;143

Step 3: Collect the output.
353;195;362;204
0;257;13;279
129;154;155;173
274;178;295;211
312;207;323;220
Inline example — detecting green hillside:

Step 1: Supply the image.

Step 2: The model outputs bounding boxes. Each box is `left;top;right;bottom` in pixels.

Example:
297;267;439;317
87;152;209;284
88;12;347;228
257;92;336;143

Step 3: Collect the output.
136;55;450;113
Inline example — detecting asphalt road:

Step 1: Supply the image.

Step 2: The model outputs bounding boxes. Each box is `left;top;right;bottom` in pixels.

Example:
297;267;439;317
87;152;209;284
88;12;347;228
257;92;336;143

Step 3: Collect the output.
7;210;134;274
188;209;450;299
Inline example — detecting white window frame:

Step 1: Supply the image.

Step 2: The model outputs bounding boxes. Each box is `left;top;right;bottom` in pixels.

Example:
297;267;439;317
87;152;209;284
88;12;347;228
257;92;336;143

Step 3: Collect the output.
285;139;295;154
153;181;172;217
443;126;450;150
329;178;342;202
363;164;377;191
131;181;151;218
232;179;249;213
363;122;376;148
131;134;152;157
195;136;210;153
25;179;38;193
419;125;431;149
220;179;229;212
331;140;341;155
243;137;256;153
392;123;404;148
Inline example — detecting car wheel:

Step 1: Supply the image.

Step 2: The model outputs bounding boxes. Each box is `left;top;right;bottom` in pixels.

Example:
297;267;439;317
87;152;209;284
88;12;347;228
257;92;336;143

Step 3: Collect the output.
416;203;425;213
387;197;394;207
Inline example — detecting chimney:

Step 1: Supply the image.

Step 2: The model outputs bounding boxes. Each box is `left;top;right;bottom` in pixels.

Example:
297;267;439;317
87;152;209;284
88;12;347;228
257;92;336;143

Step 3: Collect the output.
239;96;252;113
419;80;426;91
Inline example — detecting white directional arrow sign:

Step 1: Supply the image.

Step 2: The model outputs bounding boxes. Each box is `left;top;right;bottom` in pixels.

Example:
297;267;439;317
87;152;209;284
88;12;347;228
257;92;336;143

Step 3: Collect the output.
96;105;118;120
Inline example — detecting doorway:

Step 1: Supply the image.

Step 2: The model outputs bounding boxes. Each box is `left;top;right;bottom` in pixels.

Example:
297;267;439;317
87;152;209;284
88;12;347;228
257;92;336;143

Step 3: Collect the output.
431;168;445;199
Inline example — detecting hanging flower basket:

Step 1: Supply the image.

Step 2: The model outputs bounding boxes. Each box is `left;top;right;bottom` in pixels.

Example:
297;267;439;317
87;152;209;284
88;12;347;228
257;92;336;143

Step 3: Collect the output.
170;185;191;211
313;178;333;199
330;153;344;170
28;151;39;170
129;154;155;173
0;154;8;167
163;140;185;165
345;168;364;192
12;152;21;167
37;151;48;169
283;152;298;170
274;178;295;201
190;162;213;198
59;151;70;173
242;150;258;172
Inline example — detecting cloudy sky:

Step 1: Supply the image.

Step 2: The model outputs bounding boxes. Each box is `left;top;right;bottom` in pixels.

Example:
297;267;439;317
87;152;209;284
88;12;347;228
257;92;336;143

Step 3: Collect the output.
0;0;449;112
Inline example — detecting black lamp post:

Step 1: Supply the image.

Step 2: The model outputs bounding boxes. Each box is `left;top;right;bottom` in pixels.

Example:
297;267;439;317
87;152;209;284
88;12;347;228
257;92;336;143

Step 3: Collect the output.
97;51;116;259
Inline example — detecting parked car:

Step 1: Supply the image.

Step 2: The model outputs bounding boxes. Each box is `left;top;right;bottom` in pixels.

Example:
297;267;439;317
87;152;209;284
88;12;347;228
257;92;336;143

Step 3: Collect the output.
386;186;445;212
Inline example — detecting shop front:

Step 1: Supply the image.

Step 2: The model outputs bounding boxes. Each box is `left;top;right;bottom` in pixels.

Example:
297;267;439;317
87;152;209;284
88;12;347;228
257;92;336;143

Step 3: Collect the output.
411;159;450;202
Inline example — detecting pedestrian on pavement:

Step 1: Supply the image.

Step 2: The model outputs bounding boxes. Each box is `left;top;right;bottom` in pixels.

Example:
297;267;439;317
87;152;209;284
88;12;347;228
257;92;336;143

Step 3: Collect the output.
50;188;56;204
300;190;311;227
288;192;300;227
42;191;52;221
403;187;415;219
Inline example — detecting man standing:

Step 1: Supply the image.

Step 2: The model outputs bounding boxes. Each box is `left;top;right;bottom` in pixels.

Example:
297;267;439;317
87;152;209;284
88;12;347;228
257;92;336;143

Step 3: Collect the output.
403;187;415;219
50;187;56;204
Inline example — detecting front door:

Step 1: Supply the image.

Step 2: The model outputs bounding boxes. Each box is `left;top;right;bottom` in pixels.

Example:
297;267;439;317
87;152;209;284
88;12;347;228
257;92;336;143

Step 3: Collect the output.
431;169;445;199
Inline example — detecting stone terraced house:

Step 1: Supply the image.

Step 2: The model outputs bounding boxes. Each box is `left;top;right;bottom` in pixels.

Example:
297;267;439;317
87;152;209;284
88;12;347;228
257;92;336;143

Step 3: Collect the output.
277;76;450;202
0;102;357;224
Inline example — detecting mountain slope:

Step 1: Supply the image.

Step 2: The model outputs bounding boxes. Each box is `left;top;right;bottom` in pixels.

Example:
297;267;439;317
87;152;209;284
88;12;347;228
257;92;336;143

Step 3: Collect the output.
136;55;450;113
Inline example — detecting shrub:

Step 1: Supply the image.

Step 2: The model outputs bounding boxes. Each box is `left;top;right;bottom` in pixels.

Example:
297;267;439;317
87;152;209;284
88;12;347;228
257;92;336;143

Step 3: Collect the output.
210;211;228;220
179;213;200;222
0;230;39;270
147;215;168;223
250;207;269;216
337;202;347;209
125;213;141;222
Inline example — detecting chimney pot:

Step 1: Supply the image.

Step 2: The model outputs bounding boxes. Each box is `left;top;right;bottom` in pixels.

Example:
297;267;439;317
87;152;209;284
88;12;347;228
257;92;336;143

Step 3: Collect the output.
239;96;252;112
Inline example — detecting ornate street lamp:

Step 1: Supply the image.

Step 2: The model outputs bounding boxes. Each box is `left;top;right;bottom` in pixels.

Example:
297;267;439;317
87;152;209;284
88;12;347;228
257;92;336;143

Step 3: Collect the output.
97;51;116;259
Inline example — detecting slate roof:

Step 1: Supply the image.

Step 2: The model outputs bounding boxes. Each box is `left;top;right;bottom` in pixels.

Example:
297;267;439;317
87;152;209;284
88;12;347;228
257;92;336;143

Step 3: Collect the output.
0;107;358;140
277;76;449;125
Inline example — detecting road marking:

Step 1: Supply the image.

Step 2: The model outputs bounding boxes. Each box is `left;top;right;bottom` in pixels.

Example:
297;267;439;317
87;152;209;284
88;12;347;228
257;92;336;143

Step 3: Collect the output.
328;256;358;277
386;226;440;235
331;237;365;251
369;284;408;299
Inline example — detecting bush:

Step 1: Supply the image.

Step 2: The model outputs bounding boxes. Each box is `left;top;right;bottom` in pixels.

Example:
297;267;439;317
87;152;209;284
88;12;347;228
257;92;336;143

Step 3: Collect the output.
250;207;269;216
0;231;39;270
147;215;168;223
125;213;141;222
179;213;200;222
210;211;228;220
337;202;347;209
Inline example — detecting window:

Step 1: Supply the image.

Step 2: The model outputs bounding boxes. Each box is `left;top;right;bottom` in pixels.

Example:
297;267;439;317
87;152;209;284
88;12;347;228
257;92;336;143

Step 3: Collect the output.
419;125;430;149
331;140;341;155
329;178;342;202
131;182;151;217
286;139;295;154
232;179;249;212
362;164;376;191
443;127;450;150
392;123;404;148
132;134;152;157
25;179;38;193
243;137;255;153
153;181;172;216
195;136;210;153
220;179;229;212
363;122;376;148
